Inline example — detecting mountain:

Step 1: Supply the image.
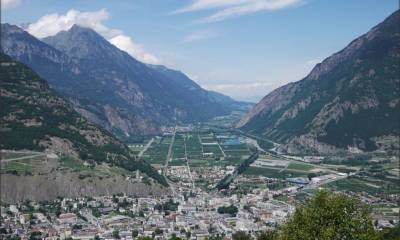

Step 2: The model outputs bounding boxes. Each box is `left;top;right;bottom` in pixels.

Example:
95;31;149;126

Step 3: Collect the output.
148;64;253;111
1;24;245;140
238;11;400;154
0;53;167;186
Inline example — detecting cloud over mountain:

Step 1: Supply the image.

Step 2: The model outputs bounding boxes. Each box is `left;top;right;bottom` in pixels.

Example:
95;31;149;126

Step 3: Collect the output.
25;9;160;64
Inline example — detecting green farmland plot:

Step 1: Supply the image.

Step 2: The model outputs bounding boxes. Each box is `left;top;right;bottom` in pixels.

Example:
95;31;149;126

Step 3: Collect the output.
287;161;315;171
171;134;186;160
244;166;308;179
325;176;400;195
0;153;46;175
186;134;203;159
141;136;171;165
202;144;223;157
170;159;187;166
1;160;34;175
222;144;251;165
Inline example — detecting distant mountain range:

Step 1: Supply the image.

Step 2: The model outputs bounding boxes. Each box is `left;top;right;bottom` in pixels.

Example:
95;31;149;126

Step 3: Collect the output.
1;24;251;140
0;53;167;185
238;10;400;155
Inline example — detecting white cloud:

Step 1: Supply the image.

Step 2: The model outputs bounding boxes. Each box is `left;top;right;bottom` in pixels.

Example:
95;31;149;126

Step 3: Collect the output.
25;9;160;64
174;0;303;23
203;81;279;100
173;0;247;14
204;81;275;91
183;30;220;43
109;35;160;64
1;0;21;9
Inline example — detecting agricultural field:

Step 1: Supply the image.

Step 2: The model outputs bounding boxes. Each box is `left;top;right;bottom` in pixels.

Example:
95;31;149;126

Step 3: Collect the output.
324;176;400;196
128;144;145;155
0;152;47;175
244;154;323;180
372;206;399;223
59;155;135;178
141;136;171;166
320;154;400;196
0;151;136;179
138;126;254;171
287;161;316;171
185;133;203;160
171;134;186;160
244;166;308;179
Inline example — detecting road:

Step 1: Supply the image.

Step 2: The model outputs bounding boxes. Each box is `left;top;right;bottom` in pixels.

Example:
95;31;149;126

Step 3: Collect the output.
217;142;227;158
164;128;176;170
138;138;154;158
157;127;179;197
0;153;46;163
184;139;195;189
198;134;204;156
278;160;291;173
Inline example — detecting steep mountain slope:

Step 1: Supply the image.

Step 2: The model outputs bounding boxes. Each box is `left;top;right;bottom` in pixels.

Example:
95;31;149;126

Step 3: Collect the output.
238;11;400;154
1;24;242;139
0;53;167;185
148;64;253;111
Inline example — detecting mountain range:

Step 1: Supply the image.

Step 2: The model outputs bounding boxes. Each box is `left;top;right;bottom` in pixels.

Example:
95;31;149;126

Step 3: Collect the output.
0;53;167;185
1;24;251;141
238;10;400;155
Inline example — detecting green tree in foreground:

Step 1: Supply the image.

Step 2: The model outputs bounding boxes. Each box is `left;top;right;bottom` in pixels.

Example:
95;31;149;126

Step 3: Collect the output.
378;224;400;240
137;237;153;240
112;229;120;239
276;190;379;240
232;231;252;240
207;234;225;240
168;233;183;240
256;230;275;240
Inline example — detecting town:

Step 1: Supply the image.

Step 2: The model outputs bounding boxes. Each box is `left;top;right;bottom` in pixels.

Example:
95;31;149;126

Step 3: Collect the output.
1;125;399;240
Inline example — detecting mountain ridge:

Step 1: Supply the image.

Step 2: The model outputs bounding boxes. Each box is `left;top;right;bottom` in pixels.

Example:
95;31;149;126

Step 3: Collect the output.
1;24;246;140
238;10;400;154
0;52;167;185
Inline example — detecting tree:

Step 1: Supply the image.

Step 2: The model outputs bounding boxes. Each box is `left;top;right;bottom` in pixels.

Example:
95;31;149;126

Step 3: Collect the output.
217;205;238;217
232;231;252;240
207;235;224;240
169;233;182;240
112;229;120;239
137;237;153;240
378;224;400;240
132;229;139;238
275;190;379;240
92;207;101;218
256;231;275;240
29;232;42;240
154;228;163;235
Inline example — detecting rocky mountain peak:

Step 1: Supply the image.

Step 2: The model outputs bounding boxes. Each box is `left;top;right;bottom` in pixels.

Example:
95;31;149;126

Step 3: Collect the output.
238;10;400;154
42;24;119;60
306;10;399;82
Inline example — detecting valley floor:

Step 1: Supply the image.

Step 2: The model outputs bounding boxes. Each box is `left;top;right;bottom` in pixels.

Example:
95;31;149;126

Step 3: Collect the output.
1;121;398;239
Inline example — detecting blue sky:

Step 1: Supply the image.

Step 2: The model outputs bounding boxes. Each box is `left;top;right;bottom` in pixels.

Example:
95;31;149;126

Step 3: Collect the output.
1;0;398;101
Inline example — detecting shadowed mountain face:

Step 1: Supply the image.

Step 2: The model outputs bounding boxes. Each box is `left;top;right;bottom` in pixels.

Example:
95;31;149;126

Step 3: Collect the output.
238;11;400;154
1;24;247;140
0;53;167;185
147;64;254;111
